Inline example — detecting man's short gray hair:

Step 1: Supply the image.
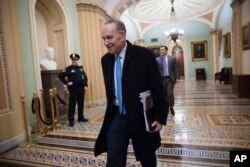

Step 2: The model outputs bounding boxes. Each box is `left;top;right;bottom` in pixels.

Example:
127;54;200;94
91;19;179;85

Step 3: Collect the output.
105;18;126;33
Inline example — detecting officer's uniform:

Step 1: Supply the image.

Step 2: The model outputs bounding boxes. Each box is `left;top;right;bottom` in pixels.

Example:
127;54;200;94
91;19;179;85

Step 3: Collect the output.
59;53;88;126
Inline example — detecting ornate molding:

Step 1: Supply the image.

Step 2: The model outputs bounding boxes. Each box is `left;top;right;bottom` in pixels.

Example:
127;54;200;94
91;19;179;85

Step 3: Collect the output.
76;0;104;8
0;6;12;114
76;3;109;18
210;28;218;35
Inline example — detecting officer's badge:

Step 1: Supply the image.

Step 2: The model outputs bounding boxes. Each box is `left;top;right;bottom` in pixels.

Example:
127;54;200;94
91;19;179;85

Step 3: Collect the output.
71;69;75;73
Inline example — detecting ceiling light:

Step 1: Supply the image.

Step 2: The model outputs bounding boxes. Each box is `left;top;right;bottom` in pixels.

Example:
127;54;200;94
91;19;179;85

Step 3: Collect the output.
164;0;184;43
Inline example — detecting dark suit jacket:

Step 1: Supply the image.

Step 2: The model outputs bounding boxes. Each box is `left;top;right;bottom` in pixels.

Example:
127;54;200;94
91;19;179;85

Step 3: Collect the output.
156;55;179;83
94;41;169;160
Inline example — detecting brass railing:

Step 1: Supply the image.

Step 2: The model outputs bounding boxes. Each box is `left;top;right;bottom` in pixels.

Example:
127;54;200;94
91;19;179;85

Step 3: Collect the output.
31;86;69;135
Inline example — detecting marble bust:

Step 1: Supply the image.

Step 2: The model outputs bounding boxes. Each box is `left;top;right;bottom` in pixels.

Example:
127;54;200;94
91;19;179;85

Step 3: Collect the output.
40;47;57;70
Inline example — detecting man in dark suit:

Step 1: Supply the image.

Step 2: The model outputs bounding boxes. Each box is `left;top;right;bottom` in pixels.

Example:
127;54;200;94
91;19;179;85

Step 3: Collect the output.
94;18;169;167
156;46;179;116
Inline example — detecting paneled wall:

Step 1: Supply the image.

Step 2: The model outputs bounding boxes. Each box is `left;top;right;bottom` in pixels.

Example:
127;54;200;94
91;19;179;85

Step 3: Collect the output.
77;3;109;106
0;0;26;151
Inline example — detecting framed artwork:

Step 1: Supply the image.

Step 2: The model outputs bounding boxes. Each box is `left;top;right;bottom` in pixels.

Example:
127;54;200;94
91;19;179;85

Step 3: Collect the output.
223;32;231;58
242;23;250;50
191;41;208;61
147;45;161;57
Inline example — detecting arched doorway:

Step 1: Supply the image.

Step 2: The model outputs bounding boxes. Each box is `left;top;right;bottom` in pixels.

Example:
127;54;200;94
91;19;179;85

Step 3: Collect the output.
172;45;185;78
29;0;71;89
35;0;68;69
28;0;72;123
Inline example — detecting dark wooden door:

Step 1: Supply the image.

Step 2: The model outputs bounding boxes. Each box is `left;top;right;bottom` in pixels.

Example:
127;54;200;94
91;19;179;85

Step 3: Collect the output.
172;45;184;77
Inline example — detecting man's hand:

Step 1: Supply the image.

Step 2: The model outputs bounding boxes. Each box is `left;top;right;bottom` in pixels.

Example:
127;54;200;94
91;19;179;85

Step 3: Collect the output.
151;121;163;132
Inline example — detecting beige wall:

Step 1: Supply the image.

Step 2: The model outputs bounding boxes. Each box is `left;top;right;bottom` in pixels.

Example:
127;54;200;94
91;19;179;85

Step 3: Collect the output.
231;0;250;75
0;0;26;143
231;0;243;74
242;0;250;74
77;3;108;106
36;9;49;61
35;0;68;70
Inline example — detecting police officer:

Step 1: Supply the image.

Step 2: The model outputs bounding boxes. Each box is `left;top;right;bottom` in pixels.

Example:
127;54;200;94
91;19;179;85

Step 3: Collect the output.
59;53;88;127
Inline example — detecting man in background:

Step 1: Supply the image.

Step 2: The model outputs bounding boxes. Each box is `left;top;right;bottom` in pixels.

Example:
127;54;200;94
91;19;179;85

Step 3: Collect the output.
156;45;179;116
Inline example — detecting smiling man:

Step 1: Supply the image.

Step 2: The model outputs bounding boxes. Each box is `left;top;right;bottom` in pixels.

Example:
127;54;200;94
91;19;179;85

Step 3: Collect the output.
94;18;169;167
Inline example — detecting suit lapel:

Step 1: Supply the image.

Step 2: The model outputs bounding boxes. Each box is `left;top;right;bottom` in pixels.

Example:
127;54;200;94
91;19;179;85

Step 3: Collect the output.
122;41;133;76
110;55;115;90
105;54;115;95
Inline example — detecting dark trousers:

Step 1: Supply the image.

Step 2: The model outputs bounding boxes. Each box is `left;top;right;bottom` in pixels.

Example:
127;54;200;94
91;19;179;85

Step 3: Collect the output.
163;78;175;108
68;88;85;122
105;106;157;167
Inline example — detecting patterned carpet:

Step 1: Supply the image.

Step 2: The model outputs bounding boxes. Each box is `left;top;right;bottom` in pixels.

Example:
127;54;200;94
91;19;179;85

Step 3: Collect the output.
0;80;250;166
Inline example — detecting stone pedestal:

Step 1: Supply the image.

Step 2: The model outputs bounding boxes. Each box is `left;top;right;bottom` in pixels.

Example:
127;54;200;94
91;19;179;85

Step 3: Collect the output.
41;70;67;119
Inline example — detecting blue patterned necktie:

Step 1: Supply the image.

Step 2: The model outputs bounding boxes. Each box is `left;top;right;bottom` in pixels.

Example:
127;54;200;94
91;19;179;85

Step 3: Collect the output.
115;56;126;115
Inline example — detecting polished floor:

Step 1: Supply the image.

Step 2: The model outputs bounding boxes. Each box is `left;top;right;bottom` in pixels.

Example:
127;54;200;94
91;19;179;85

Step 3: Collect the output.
0;80;250;166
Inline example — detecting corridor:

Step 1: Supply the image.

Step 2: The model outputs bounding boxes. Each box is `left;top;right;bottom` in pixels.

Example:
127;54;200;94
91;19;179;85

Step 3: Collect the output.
0;80;250;167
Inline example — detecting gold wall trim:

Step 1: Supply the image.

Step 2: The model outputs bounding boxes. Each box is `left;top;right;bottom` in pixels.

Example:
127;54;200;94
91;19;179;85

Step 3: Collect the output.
0;6;12;114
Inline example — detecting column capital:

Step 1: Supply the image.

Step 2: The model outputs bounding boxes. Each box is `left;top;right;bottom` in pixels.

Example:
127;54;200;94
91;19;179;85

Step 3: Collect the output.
210;28;218;35
76;3;109;18
77;0;104;8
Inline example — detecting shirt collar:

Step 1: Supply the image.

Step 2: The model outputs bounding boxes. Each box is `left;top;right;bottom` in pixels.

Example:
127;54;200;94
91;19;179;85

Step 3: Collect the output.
116;42;127;59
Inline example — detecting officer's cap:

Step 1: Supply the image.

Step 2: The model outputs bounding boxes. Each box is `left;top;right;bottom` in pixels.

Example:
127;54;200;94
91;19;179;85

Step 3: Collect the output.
70;53;80;60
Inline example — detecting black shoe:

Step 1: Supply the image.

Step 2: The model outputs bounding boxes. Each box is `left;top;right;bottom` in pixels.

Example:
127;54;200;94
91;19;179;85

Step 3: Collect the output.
69;121;74;127
170;108;175;116
78;117;88;122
